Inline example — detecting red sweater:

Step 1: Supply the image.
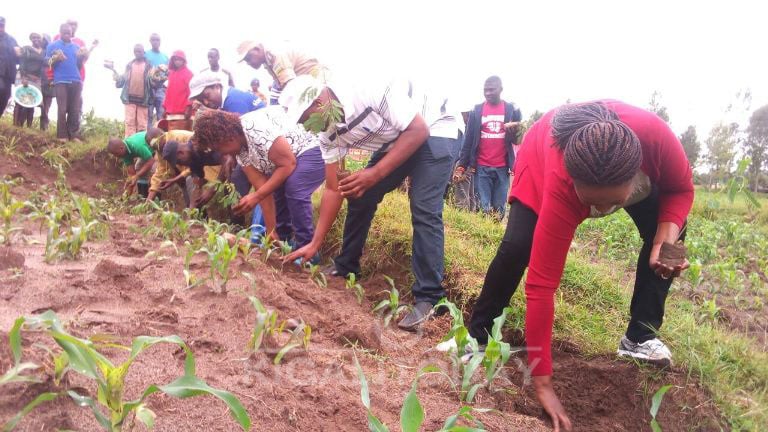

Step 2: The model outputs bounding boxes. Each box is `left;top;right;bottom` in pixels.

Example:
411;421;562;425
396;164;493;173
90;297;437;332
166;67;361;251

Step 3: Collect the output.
511;100;694;376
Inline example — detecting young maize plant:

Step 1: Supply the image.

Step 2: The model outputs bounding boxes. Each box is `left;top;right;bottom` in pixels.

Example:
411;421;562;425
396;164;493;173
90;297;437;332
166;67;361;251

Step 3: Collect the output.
481;307;515;394
3;311;251;432
435;299;484;403
0;177;25;245
649;385;673;432
196;227;246;292
305;262;328;289
346;273;365;304
246;296;311;365
354;355;489;432
372;276;409;326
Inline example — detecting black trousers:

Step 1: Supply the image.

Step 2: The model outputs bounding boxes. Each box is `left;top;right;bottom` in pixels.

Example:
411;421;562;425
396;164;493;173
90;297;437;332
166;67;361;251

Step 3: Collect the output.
54;82;82;140
468;188;683;345
0;81;11;118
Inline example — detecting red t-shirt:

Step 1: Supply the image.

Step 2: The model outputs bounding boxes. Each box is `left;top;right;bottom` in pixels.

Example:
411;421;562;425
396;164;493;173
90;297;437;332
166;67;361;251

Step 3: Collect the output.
476;102;507;167
510;100;694;376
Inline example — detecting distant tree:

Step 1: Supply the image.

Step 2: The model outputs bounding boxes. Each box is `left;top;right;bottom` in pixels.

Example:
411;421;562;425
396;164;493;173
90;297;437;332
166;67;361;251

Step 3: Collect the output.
705;122;739;188
517;110;544;142
679;126;701;168
649;91;670;123
746;104;768;191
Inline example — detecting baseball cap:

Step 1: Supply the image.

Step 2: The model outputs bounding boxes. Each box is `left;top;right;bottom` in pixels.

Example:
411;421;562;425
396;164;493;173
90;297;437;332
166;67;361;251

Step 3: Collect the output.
278;75;326;125
188;71;222;100
237;40;260;62
162;140;179;166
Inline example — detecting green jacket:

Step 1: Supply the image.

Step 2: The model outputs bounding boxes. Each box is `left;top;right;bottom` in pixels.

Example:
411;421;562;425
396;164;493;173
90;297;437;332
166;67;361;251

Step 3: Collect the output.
115;59;153;106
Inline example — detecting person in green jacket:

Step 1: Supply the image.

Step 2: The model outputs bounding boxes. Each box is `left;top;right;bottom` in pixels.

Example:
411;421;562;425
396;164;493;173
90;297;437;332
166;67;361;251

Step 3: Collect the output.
107;44;153;137
107;128;163;197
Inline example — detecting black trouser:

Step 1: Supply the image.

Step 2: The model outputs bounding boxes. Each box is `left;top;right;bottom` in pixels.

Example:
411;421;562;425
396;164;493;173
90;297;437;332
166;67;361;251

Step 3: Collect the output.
468;188;683;345
54;82;82;140
13;104;34;127
0;80;11;118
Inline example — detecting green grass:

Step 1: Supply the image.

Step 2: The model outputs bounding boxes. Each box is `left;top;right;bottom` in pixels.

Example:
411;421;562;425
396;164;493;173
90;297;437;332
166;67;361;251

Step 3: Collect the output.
325;190;768;430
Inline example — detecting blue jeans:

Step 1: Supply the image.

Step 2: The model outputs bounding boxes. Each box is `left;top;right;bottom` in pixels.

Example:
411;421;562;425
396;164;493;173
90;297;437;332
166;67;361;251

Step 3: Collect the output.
475;165;510;219
148;87;166;129
334;136;461;304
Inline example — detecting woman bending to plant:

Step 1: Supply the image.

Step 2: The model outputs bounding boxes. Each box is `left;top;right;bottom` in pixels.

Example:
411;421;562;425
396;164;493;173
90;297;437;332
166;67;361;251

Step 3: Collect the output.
467;100;694;431
192;108;325;261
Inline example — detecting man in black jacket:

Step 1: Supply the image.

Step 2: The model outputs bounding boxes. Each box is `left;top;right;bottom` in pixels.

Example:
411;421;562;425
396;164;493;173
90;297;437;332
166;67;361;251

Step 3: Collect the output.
0;17;19;119
454;76;521;219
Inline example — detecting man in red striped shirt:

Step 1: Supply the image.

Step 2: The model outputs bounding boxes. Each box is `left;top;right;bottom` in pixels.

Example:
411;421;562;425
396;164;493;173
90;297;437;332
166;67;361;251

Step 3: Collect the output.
467;100;693;430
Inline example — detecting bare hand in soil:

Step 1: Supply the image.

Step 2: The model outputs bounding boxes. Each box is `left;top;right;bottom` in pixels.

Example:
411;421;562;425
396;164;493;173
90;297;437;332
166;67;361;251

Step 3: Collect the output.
193;187;216;208
650;242;689;279
339;168;379;199
284;242;319;264
533;375;572;432
158;179;178;191
232;193;260;216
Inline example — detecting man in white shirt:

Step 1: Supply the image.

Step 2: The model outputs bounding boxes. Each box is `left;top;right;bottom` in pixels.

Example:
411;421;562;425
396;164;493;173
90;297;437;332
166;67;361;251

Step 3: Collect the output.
281;75;463;331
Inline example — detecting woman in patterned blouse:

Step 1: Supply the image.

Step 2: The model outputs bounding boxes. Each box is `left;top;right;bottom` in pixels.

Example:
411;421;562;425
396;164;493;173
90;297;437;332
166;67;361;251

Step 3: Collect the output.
192;107;325;261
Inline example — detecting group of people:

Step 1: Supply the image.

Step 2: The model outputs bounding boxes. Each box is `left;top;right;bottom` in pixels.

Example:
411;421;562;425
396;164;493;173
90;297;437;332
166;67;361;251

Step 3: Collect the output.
4;17;696;431
0;17;96;138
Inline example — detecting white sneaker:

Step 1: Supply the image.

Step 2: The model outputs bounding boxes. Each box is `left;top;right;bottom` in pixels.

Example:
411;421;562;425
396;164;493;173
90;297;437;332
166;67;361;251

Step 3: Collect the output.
617;336;673;367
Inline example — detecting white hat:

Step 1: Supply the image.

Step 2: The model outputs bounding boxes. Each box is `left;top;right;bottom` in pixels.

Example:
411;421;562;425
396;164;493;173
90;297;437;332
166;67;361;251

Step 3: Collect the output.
188;71;222;100
278;75;325;125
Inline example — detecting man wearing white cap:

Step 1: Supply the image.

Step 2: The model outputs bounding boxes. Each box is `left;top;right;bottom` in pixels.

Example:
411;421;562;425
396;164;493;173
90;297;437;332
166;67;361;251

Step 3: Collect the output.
281;75;463;331
237;40;323;90
189;71;265;115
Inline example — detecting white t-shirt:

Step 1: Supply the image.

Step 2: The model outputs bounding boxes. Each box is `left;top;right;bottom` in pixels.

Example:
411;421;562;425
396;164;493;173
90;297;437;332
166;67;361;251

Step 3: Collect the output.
236;106;319;175
318;79;418;164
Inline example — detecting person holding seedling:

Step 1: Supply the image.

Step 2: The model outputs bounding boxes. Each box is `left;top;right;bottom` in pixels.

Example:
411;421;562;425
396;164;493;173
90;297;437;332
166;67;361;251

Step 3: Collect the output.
466;100;693;431
192;107;325;257
107;128;164;197
279;75;464;331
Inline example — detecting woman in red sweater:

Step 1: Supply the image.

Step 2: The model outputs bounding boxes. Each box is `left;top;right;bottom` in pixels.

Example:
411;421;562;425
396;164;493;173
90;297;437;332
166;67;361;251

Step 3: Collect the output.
467;100;693;430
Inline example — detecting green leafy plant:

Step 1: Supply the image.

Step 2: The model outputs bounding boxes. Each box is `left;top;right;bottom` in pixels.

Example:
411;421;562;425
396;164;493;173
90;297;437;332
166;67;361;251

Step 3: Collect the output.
0;177;25;245
273;320;311;365
4;310;251;431
246;296;279;353
481;307;515;394
650;384;673;432
204;180;240;209
305;262;327;288
372;276;409;326
258;233;276;263
346;273;365;304
245;296;311;365
723;158;761;208
196;226;246;292
435;299;484;402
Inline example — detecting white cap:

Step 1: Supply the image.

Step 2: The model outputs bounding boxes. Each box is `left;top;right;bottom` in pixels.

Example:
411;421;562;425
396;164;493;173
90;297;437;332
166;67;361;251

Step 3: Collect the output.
278;75;325;124
188;71;223;100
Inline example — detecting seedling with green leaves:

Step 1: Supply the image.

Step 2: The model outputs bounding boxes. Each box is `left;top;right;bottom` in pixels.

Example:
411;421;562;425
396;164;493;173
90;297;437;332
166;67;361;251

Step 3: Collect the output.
196;226;246;292
305;262;327;288
3;310;251;431
481;307;515;394
649;385;673;432
246;296;311;365
346;273;365;304
1;177;25;245
435;299;485;403
372;276;409;326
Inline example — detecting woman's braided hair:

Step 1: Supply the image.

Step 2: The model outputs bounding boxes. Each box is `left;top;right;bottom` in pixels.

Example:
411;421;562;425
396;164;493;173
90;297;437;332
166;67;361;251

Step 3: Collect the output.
192;110;244;152
551;102;642;186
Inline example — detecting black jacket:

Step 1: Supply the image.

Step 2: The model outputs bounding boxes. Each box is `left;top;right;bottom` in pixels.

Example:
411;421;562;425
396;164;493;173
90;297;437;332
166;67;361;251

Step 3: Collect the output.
458;101;522;170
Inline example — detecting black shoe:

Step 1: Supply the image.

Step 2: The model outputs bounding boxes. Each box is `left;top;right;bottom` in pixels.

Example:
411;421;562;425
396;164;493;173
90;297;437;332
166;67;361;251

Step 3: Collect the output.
397;301;436;332
322;264;359;279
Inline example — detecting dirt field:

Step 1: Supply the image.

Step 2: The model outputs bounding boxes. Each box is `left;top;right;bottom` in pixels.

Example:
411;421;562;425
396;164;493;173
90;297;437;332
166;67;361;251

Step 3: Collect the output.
0;126;726;431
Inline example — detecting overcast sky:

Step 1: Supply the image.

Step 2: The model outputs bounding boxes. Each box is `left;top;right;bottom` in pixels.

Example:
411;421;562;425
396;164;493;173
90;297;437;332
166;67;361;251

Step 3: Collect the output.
3;0;766;138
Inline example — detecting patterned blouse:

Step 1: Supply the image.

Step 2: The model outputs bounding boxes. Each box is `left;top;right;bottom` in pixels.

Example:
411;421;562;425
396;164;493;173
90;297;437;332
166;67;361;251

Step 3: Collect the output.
236;106;319;175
